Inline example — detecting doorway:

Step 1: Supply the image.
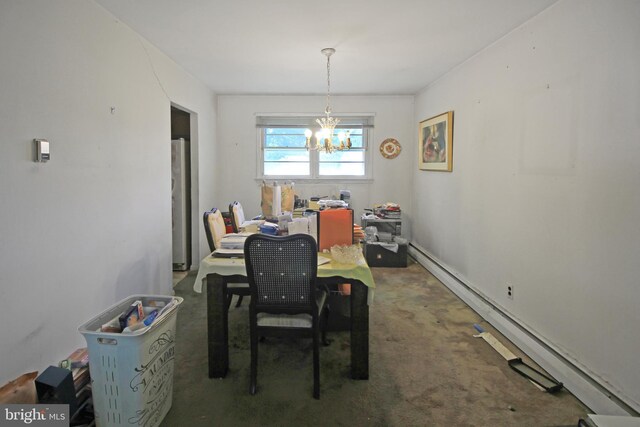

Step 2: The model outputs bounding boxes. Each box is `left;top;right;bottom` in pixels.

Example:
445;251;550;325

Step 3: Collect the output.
171;106;192;271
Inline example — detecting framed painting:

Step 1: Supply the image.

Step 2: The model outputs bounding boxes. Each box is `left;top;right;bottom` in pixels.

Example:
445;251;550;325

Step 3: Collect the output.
419;111;453;171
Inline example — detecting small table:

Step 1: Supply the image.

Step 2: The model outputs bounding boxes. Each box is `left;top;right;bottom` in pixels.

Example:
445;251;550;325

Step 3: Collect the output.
193;252;375;380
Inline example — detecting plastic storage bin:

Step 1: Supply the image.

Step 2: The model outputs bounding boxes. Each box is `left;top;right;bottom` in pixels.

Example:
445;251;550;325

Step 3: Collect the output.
78;295;183;427
364;242;408;267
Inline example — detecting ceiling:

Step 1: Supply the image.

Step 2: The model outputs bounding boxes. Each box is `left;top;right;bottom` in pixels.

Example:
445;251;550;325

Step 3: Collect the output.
94;0;557;95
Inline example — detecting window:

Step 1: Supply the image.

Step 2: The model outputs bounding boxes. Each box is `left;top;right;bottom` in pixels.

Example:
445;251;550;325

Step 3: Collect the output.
257;115;373;180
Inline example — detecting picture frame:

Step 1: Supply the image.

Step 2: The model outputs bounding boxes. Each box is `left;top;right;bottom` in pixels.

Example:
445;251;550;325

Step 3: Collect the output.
419;111;453;171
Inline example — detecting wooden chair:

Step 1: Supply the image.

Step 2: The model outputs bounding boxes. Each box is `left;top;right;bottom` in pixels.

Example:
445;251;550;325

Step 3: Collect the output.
203;208;250;308
244;233;329;399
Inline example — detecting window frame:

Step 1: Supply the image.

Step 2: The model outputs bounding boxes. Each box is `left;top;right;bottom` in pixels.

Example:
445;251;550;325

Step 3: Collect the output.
256;114;374;182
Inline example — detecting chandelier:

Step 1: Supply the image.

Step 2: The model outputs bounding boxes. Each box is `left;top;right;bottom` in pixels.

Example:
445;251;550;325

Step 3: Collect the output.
305;48;351;154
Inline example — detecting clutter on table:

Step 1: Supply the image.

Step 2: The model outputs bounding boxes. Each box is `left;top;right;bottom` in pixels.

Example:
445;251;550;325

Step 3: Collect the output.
374;202;401;219
239;219;264;233
219;233;249;249
318;199;349;209
259;221;279;235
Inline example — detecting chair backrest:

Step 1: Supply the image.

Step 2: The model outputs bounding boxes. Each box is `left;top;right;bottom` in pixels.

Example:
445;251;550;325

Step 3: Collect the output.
229;201;246;233
203;208;227;252
317;208;354;251
244;233;318;313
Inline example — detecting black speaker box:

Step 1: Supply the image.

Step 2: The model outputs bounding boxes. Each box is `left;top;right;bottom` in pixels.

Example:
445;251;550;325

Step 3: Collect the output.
35;366;78;416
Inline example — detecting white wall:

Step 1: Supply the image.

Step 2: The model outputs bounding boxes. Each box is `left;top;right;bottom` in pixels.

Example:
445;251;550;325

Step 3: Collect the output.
0;0;217;384
216;95;414;233
412;0;640;413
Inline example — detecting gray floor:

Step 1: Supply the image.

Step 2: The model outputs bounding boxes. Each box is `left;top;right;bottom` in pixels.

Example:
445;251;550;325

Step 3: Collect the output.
163;258;588;426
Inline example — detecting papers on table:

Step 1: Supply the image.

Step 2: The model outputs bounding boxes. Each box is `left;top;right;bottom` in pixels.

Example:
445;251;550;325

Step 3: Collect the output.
220;234;248;250
317;255;331;266
215;233;251;257
212;248;244;258
317;199;349;209
240;220;264;233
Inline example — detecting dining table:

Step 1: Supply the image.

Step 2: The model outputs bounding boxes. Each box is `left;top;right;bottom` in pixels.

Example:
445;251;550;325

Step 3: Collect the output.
193;251;375;380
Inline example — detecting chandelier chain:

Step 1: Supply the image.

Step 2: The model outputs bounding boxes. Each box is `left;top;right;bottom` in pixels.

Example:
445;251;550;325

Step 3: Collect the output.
325;53;331;115
304;47;348;154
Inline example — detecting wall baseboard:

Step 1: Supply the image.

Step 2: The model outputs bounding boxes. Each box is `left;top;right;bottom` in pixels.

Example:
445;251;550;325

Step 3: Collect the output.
408;243;638;416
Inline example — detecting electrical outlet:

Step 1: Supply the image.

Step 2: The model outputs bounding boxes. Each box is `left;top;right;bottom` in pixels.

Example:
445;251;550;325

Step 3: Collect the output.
507;284;514;300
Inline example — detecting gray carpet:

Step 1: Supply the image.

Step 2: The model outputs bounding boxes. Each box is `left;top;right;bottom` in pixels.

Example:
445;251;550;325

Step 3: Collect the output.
162;258;588;426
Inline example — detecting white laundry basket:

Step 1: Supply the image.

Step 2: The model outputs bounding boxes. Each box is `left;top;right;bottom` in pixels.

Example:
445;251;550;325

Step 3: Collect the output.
78;295;183;427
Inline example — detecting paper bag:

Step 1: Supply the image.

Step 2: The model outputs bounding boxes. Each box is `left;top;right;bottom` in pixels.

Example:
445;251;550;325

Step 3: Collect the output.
281;183;295;213
261;182;276;217
261;181;289;217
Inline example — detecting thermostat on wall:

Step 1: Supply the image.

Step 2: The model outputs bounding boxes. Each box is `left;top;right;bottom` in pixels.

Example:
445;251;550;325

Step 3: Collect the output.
34;139;50;162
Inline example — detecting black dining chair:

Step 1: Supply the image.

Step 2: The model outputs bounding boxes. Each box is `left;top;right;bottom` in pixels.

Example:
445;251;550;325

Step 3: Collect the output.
203;208;250;308
243;233;330;399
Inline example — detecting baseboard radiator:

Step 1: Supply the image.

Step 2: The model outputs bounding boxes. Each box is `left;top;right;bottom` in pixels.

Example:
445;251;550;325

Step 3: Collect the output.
408;243;639;416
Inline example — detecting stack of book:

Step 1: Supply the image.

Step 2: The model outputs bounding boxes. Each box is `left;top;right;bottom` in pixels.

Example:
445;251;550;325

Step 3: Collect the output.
213;233;250;257
220;234;248;249
374;203;401;219
60;348;94;425
60;348;90;392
